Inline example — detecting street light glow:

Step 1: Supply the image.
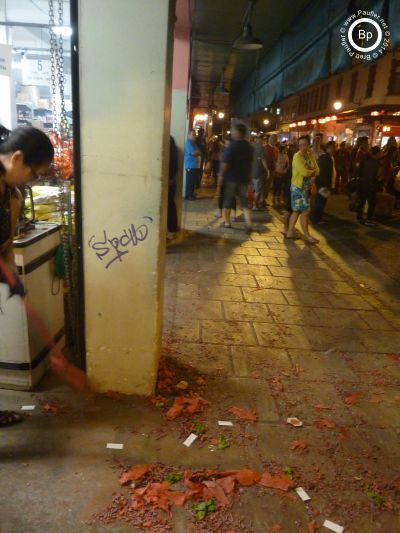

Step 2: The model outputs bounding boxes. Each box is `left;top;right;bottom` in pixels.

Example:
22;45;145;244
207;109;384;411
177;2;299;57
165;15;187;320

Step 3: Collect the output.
333;101;343;110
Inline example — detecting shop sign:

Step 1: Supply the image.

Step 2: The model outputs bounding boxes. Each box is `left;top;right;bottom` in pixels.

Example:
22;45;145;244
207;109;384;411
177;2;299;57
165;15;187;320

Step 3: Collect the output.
22;58;52;86
0;44;12;77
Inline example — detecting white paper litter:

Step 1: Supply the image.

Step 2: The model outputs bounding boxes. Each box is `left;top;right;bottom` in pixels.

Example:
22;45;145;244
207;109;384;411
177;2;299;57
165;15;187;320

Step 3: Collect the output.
295;487;311;502
21;405;36;411
183;433;198;447
218;421;233;427
286;417;303;427
323;519;344;533
324;347;337;356
106;443;124;450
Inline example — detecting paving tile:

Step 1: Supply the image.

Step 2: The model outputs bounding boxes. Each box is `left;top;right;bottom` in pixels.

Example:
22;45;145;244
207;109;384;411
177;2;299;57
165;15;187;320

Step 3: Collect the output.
240;240;269;248
360;329;400;353
283;290;333;307
177;283;200;299
172;318;200;342
223;301;272;322
217;273;257;287
288;349;359;382
303;326;366;352
200;284;243;301
201;319;257;345
224;253;248;264
313;307;370;329
174;298;223;320
327;293;373;310
231;346;292;378
268;303;319;326
231;247;260;256
255;275;295;290
197;262;235;273
233;263;272;276
258;248;290;258
253;322;312;349
167;341;233;375
267;265;308;278
246;255;280;266
291;278;355;294
357;310;395;330
277;255;325;266
205;376;280;422
242;287;287;304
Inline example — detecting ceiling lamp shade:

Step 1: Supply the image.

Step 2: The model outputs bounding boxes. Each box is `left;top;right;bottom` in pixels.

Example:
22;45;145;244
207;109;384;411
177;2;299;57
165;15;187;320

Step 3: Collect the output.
233;24;263;50
233;1;263;51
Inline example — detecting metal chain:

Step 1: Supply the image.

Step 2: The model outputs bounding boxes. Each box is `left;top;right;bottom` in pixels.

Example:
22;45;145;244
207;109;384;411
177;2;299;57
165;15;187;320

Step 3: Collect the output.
48;0;75;344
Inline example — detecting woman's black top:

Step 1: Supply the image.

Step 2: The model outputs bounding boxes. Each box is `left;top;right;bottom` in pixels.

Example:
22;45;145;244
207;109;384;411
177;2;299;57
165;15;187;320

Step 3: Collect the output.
0;184;14;246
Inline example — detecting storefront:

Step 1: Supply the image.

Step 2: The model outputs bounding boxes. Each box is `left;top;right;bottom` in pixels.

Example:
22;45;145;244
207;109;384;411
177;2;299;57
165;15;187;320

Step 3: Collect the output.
0;0;83;389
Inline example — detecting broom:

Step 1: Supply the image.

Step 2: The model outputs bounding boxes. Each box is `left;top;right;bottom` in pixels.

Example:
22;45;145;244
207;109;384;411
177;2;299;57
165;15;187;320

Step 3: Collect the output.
0;255;88;391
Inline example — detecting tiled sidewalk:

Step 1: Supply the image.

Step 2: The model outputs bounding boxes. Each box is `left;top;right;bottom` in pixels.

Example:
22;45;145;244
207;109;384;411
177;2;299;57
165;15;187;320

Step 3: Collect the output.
163;193;400;532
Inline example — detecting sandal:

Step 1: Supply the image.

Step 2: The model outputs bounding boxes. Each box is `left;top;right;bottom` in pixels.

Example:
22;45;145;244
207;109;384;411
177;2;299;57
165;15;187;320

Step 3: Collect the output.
0;411;23;427
305;237;319;245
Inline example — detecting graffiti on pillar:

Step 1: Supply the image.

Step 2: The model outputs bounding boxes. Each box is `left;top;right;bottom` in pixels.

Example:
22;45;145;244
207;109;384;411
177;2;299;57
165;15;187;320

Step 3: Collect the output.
88;216;154;269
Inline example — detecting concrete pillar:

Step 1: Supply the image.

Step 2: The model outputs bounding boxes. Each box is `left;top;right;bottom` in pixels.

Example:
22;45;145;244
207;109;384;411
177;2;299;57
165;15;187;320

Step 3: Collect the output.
78;0;174;394
171;0;190;211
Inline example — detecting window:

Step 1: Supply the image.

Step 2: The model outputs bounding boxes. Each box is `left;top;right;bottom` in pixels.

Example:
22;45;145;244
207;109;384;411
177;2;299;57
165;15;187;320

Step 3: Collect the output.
388;59;400;95
349;72;358;102
336;77;343;98
365;64;377;98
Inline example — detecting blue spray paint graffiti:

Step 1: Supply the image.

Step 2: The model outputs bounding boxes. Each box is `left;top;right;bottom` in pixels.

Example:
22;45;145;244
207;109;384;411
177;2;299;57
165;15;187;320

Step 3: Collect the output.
88;216;153;269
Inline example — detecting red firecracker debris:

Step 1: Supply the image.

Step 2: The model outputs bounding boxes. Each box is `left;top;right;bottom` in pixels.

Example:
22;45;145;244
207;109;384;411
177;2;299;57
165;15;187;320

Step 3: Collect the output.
388;354;400;363
272;525;283;532
313;404;332;411
308;520;318;532
228;406;258;422
290;440;308;453
259;471;295;492
118;465;153;486
344;391;363;405
313;419;336;430
166;395;208;420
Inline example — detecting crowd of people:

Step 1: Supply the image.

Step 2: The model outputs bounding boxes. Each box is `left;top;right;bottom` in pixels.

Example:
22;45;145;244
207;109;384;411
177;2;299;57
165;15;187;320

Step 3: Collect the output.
182;124;400;242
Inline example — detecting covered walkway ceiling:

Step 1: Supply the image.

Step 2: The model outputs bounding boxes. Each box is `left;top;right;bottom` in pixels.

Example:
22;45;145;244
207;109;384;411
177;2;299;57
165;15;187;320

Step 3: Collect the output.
190;0;311;110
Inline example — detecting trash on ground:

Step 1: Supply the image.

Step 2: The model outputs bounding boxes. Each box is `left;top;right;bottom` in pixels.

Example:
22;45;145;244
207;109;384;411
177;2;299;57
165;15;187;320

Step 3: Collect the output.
229;406;258;422
193;499;217;520
218;420;233;426
314;418;336;430
176;380;189;390
183;433;198;447
21;405;35;411
323;519;344;533
287;417;303;427
217;434;230;450
106;443;124;450
166;395;209;420
290;439;307;452
119;465;152;485
259;471;296;492
344;391;363;405
295;487;311;502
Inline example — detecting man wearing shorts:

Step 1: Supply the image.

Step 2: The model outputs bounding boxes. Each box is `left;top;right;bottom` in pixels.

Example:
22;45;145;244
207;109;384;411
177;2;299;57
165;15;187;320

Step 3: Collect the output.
218;123;254;233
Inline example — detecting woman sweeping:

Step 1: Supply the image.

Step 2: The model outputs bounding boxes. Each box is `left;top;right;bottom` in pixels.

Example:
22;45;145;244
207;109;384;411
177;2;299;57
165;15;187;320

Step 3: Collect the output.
0;126;54;426
286;135;320;244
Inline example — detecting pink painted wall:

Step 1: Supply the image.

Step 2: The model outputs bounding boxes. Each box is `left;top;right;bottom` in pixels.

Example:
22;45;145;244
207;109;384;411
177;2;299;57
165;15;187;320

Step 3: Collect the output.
173;0;190;91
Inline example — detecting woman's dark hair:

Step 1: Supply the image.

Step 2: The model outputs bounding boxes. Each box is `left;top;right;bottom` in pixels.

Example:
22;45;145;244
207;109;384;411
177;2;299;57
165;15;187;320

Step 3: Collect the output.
0;126;54;169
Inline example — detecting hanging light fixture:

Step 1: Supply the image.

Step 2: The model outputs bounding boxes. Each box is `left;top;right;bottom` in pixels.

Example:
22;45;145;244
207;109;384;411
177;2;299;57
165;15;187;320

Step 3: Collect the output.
233;0;263;51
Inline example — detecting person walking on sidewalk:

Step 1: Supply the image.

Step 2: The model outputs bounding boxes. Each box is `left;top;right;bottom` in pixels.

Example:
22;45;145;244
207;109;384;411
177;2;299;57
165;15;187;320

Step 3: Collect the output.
273;144;289;204
357;146;381;227
251;134;268;210
184;130;201;201
286;135;320;244
218;123;253;233
265;134;278;205
311;140;336;225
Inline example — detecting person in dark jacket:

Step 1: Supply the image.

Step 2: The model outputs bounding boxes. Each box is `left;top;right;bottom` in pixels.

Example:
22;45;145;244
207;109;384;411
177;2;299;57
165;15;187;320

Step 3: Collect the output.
167;135;179;237
310;141;336;225
357;146;381;226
